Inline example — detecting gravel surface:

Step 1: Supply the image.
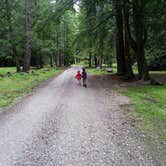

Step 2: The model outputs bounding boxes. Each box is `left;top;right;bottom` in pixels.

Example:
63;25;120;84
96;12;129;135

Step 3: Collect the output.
0;67;161;166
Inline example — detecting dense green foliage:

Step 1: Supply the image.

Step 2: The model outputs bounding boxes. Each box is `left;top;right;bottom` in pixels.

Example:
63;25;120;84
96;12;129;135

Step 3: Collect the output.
0;0;165;75
145;0;166;69
0;0;77;70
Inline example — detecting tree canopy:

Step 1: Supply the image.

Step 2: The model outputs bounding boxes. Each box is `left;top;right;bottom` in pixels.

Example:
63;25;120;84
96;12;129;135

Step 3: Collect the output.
0;0;165;79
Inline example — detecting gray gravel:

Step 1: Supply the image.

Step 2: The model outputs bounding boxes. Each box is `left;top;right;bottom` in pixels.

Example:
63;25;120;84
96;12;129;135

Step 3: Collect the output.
0;67;161;166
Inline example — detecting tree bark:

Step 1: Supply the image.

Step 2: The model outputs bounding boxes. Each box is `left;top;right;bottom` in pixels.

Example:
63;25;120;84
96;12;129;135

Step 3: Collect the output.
98;54;103;69
49;55;54;67
36;54;40;69
88;0;97;68
114;0;126;75
23;0;32;72
94;54;97;68
34;0;41;69
55;25;61;67
133;0;150;80
89;52;92;68
123;0;134;79
13;45;21;72
5;0;21;72
39;55;43;68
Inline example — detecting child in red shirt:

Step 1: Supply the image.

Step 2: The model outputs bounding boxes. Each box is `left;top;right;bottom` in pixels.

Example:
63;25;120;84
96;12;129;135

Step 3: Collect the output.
75;70;82;84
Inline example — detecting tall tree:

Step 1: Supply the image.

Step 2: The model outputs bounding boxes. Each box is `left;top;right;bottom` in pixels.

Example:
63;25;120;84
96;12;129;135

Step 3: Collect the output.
114;0;126;75
5;0;21;72
123;0;134;79
133;0;150;80
23;0;32;72
85;0;96;68
55;23;61;67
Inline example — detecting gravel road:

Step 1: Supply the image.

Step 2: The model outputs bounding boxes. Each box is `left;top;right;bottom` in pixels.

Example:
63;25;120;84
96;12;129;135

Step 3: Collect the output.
0;67;161;166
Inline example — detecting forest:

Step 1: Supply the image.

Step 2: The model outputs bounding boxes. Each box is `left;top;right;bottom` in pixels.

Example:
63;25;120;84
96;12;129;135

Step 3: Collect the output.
0;0;166;164
0;0;165;80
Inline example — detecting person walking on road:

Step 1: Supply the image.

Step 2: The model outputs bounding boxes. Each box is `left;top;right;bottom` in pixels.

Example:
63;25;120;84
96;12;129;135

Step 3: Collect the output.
75;70;82;84
82;68;87;88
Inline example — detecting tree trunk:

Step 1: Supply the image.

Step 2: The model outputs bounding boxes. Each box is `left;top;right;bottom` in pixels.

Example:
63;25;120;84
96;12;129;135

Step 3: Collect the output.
55;25;61;67
99;54;103;69
49;55;54;67
5;0;21;72
39;55;43;68
56;52;60;67
36;53;40;68
98;36;104;69
123;0;134;79
36;54;43;69
114;0;125;75
23;0;32;72
133;0;150;80
13;45;21;72
94;54;97;68
34;0;41;69
89;52;92;68
63;18;68;66
87;0;97;68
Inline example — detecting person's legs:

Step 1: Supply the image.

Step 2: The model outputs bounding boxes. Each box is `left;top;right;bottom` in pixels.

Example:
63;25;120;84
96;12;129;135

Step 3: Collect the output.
83;78;87;87
77;79;81;85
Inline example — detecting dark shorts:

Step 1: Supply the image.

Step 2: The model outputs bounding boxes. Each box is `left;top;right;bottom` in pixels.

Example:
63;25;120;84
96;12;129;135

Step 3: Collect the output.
83;78;87;85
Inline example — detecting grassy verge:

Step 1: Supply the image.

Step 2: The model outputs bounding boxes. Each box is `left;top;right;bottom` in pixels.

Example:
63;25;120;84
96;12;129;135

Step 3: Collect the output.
0;67;64;111
123;85;166;155
87;64;117;76
87;68;109;75
0;67;16;75
86;67;166;156
150;71;166;75
82;67;166;140
73;62;117;75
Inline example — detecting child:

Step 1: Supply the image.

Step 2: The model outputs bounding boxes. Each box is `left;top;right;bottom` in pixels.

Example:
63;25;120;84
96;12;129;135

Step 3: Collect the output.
82;68;87;88
75;70;82;84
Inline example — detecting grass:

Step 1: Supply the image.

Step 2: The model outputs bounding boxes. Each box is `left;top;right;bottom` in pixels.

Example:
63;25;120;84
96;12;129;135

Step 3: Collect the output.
72;61;87;67
86;65;166;156
0;67;16;75
87;66;166;143
123;85;166;155
150;71;166;74
87;68;109;75
73;62;117;76
0;67;64;110
87;65;117;76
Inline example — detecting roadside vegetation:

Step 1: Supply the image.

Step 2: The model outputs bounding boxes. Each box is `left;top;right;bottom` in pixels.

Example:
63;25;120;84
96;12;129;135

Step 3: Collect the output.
0;67;16;75
88;66;166;158
0;67;63;110
124;85;166;139
0;0;165;160
87;68;109;75
73;62;117;75
123;84;166;159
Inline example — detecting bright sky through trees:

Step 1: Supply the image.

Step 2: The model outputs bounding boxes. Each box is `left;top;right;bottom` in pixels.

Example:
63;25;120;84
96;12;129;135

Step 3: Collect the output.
50;0;79;12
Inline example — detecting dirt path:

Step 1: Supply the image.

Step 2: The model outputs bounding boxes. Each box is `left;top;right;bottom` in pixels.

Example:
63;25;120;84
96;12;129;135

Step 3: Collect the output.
0;67;160;166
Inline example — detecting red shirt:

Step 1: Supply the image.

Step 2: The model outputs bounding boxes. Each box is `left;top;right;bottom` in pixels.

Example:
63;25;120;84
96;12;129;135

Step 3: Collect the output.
75;73;82;80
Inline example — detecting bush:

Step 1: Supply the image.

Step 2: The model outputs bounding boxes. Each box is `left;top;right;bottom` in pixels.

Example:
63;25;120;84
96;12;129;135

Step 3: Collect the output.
148;54;166;71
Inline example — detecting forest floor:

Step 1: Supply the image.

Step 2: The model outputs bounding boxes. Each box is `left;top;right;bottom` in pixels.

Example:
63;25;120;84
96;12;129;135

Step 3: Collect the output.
0;67;165;165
